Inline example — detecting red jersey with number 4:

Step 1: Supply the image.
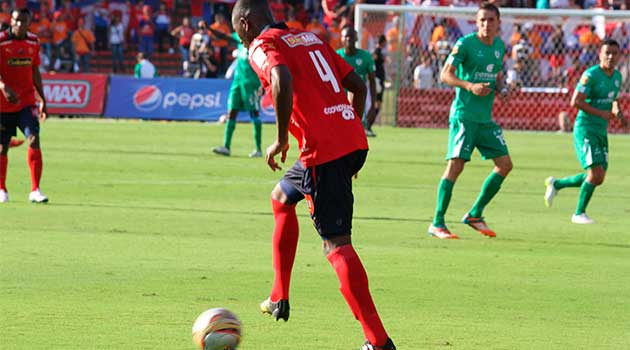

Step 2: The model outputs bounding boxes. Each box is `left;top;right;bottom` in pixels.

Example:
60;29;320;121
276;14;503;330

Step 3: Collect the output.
248;26;368;167
0;30;40;113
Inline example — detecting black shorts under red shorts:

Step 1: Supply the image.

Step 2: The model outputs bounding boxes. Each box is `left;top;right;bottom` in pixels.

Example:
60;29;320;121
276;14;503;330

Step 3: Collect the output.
0;106;40;145
279;149;368;239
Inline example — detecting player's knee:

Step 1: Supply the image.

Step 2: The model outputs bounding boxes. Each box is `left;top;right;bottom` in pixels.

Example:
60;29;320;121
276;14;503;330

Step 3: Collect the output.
500;160;513;175
322;235;351;256
27;135;39;148
589;172;605;185
271;184;289;204
445;159;465;179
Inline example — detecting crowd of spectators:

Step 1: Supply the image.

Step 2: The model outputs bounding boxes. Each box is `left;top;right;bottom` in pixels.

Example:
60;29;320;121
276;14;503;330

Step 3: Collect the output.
1;0;629;88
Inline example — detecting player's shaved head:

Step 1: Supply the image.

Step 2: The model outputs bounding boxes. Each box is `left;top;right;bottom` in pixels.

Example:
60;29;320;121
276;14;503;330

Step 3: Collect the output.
341;26;357;52
10;8;31;38
232;0;275;47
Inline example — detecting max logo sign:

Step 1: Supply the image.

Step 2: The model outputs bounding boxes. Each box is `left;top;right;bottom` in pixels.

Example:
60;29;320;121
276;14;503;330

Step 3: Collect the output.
43;81;91;108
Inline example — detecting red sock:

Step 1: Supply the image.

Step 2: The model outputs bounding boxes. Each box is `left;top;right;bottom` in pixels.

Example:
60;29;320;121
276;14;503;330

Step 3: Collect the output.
0;155;7;191
327;245;388;346
269;199;299;301
27;148;43;191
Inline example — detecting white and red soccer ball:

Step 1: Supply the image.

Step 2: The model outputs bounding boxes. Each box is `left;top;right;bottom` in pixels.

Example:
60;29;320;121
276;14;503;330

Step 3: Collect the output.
192;308;242;350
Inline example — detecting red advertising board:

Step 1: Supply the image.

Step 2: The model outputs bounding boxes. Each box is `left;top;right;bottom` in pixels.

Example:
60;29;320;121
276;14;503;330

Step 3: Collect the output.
397;88;629;133
42;73;108;115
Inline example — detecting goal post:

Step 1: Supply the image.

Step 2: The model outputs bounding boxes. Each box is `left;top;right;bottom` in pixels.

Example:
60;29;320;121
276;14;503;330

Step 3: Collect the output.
355;4;630;132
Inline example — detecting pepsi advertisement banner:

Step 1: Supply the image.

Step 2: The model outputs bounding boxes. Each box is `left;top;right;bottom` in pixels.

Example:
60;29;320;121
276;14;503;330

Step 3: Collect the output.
105;76;230;121
104;76;277;122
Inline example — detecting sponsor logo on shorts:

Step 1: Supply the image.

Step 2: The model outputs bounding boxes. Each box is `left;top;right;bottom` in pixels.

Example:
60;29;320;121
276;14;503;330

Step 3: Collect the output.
323;104;355;120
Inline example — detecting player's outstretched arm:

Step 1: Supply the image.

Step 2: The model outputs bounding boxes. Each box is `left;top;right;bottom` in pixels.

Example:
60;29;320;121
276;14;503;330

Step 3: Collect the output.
342;71;367;117
571;90;614;121
266;65;293;171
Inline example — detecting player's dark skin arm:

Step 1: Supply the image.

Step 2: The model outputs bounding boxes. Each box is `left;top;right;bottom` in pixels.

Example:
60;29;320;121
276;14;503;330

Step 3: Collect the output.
571;90;615;122
342;71;367;117
32;66;48;121
0;79;19;104
266;64;293;171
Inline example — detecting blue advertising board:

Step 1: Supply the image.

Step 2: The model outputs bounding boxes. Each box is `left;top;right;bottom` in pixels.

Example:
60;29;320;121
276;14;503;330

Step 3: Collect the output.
104;76;277;123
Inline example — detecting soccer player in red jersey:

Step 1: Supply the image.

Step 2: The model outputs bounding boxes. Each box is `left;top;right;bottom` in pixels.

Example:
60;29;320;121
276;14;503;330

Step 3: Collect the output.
0;8;49;203
232;1;396;349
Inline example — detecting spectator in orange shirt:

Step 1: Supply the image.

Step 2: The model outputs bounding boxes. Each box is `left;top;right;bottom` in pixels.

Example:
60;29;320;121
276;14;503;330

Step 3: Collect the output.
71;18;95;72
578;25;601;67
430;19;446;47
509;23;522;49
306;16;328;40
30;13;52;70
210;12;232;75
527;27;543;60
386;17;399;55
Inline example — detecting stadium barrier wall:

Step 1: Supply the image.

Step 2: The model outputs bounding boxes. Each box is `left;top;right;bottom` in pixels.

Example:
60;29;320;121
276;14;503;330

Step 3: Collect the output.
397;88;630;133
42;73;108;116
104;76;277;122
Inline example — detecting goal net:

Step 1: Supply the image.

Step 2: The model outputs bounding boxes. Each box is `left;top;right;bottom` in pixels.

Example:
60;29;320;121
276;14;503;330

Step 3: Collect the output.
355;5;630;132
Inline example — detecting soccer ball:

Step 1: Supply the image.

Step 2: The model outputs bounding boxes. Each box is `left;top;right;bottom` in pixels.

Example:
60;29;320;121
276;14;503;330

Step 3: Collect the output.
192;308;242;350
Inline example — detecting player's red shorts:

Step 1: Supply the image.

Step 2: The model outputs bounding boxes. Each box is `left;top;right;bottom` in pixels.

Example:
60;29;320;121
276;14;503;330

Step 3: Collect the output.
0;106;40;145
279;149;368;239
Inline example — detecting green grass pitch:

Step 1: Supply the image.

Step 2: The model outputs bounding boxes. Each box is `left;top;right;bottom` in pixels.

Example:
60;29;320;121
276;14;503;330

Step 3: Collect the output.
1;119;629;349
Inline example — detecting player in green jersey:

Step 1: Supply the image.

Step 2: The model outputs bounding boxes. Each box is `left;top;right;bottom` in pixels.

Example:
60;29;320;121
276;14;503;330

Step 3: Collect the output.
428;3;512;239
336;26;378;137
211;31;263;158
544;39;627;224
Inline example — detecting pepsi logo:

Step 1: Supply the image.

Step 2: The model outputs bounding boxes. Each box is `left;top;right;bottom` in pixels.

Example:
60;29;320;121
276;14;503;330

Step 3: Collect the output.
133;85;162;112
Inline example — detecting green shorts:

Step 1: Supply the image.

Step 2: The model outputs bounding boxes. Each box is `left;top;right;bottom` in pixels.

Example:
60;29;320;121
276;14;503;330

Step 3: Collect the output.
573;128;608;170
227;81;260;112
446;118;509;161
